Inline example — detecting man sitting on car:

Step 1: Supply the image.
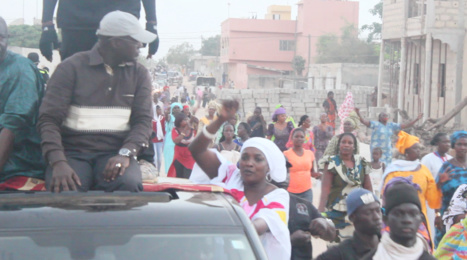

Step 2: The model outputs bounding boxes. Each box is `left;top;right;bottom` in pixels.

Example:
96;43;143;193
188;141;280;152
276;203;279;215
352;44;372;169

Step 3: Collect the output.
38;11;155;192
0;17;46;190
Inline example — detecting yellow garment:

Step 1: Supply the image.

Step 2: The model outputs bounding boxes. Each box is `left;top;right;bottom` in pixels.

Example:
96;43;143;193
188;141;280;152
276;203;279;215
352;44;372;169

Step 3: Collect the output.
395;131;420;154
198;115;218;134
383;165;442;238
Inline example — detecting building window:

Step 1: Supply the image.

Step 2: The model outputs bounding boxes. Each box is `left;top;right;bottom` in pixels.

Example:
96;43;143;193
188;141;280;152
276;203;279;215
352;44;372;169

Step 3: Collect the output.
414;63;420;95
439;64;446;97
272;14;281;20
280;40;295;51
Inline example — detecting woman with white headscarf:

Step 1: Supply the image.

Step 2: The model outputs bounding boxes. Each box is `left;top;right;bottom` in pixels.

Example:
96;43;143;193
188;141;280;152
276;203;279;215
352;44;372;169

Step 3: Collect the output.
189;100;291;260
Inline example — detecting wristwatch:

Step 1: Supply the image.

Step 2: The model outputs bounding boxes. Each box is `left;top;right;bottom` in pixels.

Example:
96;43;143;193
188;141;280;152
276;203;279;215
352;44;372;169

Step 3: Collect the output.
118;148;132;157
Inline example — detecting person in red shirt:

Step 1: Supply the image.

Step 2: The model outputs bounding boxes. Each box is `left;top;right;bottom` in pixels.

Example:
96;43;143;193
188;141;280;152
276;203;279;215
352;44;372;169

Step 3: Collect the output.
152;105;165;173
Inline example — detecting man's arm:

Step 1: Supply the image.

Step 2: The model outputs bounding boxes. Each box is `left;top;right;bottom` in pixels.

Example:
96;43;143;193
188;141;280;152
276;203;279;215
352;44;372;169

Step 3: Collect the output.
0;61;43;171
142;0;157;24
0;129;14;173
42;0;58;23
38;62;74;166
142;0;158;58
354;108;371;127
40;0;60;61
400;113;423;129
121;68;153;156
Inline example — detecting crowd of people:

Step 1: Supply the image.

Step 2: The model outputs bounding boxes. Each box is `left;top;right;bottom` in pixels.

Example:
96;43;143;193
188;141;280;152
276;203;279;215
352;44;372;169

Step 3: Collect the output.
1;7;467;260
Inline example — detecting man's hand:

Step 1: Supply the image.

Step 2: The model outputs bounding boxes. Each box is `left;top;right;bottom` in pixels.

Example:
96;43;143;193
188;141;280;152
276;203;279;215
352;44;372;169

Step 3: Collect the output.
50;161;81;193
103;155;130;182
146;23;159;59
309;218;336;241
416;113;424;120
290;230;311;246
39;25;60;62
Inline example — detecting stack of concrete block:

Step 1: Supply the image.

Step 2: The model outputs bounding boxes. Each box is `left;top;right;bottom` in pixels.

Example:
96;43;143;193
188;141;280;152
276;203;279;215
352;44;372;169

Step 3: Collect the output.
218;88;373;126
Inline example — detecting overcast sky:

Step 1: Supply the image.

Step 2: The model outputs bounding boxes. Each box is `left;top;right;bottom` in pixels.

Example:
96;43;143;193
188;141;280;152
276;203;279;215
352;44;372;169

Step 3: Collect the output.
0;0;380;59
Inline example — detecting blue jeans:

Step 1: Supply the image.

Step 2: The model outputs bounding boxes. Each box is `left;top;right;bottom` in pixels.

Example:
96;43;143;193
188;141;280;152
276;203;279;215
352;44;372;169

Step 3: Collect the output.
153;142;164;172
292;189;313;203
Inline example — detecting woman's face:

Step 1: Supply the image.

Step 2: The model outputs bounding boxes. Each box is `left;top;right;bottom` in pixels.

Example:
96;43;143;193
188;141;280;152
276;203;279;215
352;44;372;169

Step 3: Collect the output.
339;135;355;155
172;106;181;116
237;124;246;137
239;147;269;185
379;113;389;124
292;130;305;147
320;114;327;123
208;107;216;117
254;108;261;117
454;137;467;158
223;125;235;140
228;117;238;126
179;118;189;128
277;114;287;123
156;107;162;116
343;121;354;133
437;135;451;154
302;118;311;129
372;149;382;161
405;143;421;161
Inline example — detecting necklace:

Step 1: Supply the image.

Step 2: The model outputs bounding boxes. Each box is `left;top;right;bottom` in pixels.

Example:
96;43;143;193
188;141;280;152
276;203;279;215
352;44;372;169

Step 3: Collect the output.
454;158;467;170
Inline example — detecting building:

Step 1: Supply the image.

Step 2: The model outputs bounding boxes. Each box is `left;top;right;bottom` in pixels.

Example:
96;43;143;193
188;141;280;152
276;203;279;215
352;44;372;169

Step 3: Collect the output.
307;63;379;90
378;0;467;126
220;0;359;89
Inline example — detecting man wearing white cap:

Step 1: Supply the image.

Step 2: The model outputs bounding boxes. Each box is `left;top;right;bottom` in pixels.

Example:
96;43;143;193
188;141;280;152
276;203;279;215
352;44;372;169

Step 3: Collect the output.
38;11;157;193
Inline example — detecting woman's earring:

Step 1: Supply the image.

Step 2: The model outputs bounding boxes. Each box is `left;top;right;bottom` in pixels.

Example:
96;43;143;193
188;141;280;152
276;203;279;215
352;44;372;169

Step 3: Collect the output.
266;174;272;182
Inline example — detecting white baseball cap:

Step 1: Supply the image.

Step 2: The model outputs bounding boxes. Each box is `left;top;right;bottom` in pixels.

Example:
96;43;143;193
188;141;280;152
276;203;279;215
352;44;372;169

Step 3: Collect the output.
96;11;157;44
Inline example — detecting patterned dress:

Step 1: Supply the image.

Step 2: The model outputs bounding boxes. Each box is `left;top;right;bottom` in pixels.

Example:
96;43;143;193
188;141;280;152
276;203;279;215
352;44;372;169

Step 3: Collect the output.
369;121;401;166
435;161;467;245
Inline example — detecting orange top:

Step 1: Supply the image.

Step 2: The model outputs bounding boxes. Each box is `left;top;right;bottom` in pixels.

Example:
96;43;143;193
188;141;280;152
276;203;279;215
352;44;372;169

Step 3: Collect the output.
382;164;442;239
284;149;315;193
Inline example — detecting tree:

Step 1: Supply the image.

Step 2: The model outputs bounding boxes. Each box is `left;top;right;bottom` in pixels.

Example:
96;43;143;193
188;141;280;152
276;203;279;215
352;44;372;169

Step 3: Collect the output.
166;42;196;66
316;24;379;64
292;56;306;76
361;1;383;43
7;25;42;48
200;35;220;56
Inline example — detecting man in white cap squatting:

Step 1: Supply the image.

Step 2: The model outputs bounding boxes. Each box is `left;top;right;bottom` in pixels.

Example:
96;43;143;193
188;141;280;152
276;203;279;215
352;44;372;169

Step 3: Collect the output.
38;11;157;192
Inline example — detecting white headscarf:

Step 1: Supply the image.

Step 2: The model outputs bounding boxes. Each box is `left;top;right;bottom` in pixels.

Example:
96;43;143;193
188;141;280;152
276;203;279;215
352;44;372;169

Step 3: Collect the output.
443;184;467;230
241;137;287;182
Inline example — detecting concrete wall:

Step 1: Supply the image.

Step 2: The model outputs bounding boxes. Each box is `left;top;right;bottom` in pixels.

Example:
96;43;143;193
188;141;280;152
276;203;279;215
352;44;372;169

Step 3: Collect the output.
218;88;373;126
307;63;379;90
382;0;405;40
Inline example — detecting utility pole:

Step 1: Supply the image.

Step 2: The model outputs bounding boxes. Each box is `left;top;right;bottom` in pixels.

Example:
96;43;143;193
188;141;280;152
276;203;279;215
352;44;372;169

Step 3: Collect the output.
307;35;311;75
293;16;298;89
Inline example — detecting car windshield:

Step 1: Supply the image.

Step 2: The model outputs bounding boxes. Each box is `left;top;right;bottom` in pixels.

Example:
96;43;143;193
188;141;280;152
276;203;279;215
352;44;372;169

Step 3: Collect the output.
0;229;256;260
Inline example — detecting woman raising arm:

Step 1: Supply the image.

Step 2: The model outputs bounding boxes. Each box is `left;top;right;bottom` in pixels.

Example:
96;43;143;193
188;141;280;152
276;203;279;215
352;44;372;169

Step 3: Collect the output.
189;100;291;260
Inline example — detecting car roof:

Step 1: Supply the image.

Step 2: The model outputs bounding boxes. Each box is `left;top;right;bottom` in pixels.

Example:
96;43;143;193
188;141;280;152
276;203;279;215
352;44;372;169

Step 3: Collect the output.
0;189;245;231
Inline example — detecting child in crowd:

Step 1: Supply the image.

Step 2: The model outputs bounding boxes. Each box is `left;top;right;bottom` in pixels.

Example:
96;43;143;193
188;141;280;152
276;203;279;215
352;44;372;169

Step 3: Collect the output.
369;147;385;198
